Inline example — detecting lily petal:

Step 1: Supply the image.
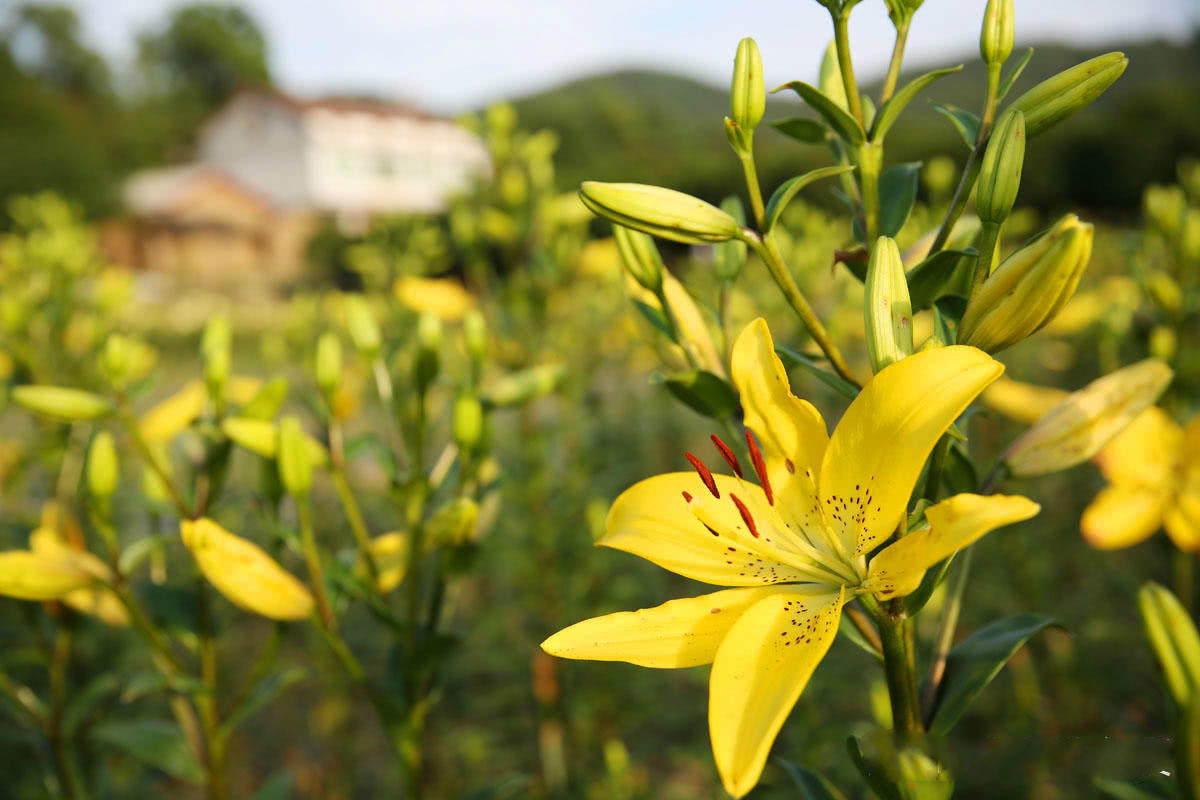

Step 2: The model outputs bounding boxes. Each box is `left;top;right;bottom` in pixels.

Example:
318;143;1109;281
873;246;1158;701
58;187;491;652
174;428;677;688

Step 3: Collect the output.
1166;481;1200;551
863;494;1040;599
603;473;842;587
540;587;780;668
731;319;830;545
1093;407;1180;489
709;585;844;798
1081;486;1168;549
820;346;1003;556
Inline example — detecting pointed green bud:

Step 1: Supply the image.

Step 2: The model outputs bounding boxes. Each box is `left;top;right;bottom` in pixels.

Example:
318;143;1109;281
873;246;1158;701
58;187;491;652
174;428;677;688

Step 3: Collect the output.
415;312;442;394
463;310;488;363
884;0;923;27
343;295;381;357
730;37;765;141
428;497;479;547
864;237;913;373
1006;52;1127;138
101;334;157;391
579;182;740;245
277;416;312;496
483;364;564;408
417;312;442;351
239;376;288;420
201;315;232;395
452;392;484;451
975;109;1025;224
1003;359;1172;476
612;224;664;293
13;386;112;421
87;431;119;498
959;214;1094;353
315;332;342;396
713;196;748;283
1139;581;1200;708
819;41;849;112
980;0;1014;66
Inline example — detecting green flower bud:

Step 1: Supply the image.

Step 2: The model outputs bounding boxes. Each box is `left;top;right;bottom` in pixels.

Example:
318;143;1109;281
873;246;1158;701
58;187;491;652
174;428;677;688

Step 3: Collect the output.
959;214;1093;353
612;224;664;293
13;386;111;421
1149;325;1178;362
980;0;1014;66
864;236;914;373
315;332;342;396
222;417;328;465
884;0;923;27
818;41;849;112
1003;359;1172;476
463;310;488;363
714;197;748;283
1139;581;1200;708
579;182;740;245
415;313;442;394
101;334;157;391
343;295;381;357
87;431;119;498
201;316;232;394
239;376;288;420
452;393;484;451
427;497;479;547
277;416;312;496
975;109;1025;224
729;38;765;139
417;312;442;351
1148;271;1184;316
1006;52;1127;138
1183;209;1200;264
483;364;564;408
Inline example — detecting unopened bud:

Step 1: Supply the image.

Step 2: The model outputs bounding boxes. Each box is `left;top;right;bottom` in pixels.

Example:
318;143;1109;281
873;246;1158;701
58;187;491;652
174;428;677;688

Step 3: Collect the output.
181;518;313;620
366;532;410;593
1140;581;1200;708
417;312;442;351
277;417;313;495
139;381;206;442
463;310;488;362
729;38;765;143
415;312;442;393
864;237;914;373
980;0;1014;66
201;316;232;394
980;377;1069;425
976;109;1025;224
222;417;328;465
612;224;664;293
483;364;564;407
13;386;111;421
452;393;484;451
87;431;119;498
394;275;476;321
714;197;748;283
343;295;381;357
428;497;480;547
315;332;342;396
1150;326;1178;361
1006;52;1127;138
959;214;1093;353
0;551;94;600
1148;271;1184;315
819;41;849;112
239;376;288;420
884;0;924;27
579;182;740;245
1004;359;1172;476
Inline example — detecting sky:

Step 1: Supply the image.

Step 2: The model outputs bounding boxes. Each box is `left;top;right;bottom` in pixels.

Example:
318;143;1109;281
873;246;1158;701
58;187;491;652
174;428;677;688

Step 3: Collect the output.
64;0;1200;114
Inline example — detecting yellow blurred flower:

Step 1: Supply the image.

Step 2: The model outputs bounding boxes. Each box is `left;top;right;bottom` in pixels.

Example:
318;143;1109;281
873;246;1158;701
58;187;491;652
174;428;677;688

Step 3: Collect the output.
394;275;476;321
1082;408;1200;551
139;381;207;442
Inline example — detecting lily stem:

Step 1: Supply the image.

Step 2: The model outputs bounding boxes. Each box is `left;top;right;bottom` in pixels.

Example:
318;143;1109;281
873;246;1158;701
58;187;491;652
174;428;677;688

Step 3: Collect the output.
866;596;923;732
879;19;911;104
831;10;865;127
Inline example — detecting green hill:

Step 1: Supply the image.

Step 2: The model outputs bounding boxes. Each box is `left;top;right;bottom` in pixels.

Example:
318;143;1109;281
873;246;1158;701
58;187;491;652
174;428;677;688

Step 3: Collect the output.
511;32;1200;215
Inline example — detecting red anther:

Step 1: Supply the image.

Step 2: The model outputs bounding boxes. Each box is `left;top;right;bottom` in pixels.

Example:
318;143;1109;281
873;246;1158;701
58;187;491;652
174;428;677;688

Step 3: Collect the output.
710;434;743;477
681;491;693;503
730;493;759;538
745;431;774;505
685;452;720;498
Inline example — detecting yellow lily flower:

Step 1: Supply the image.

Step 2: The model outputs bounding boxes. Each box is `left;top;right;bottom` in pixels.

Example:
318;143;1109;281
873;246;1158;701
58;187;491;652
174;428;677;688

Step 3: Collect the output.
542;319;1039;797
1082;407;1200;550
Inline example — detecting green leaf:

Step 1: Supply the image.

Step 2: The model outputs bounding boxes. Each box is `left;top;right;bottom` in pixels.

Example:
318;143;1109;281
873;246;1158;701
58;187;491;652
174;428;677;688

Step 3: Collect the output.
777;759;849;800
838;613;883;663
927;614;1060;735
871;65;963;143
251;771;295;800
933;295;968;328
660;370;740;420
772;81;865;145
879;162;921;237
118;535;169;576
91;719;205;783
998;47;1035;101
846;736;902;800
1094;775;1178;800
775;345;859;400
933;104;980;149
218;667;307;742
62;674;121;736
764;165;856;232
942;442;979;495
632;299;674;341
904;554;955;616
464;776;532;800
906;248;977;311
134;581;200;637
770;116;829;144
119;672;211;704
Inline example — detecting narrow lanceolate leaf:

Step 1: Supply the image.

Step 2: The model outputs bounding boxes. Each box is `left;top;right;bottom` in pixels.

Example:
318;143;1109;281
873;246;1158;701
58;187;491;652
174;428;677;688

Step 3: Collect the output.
772;81;865;145
661;370;740;421
933;104;981;150
906;248;978;311
871;65;962;143
1093;775;1179;800
764;165;856;231
998;47;1035;101
927;614;1059;735
777;759;849;800
217;667;307;741
879;162;921;237
1139;581;1200;708
91;719;206;783
770;117;829;144
775;345;859;401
